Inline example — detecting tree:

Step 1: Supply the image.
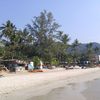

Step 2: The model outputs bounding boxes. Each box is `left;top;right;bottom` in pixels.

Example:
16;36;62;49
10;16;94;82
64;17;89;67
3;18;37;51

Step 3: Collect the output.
0;11;70;63
0;21;33;59
94;46;99;54
27;10;63;62
61;34;70;45
11;28;34;60
0;20;17;59
54;31;70;62
0;20;16;44
86;43;95;66
16;28;33;45
71;39;80;65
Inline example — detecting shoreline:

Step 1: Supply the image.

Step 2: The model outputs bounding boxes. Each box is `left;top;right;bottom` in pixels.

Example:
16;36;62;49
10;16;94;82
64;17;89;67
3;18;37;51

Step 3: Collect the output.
0;67;100;100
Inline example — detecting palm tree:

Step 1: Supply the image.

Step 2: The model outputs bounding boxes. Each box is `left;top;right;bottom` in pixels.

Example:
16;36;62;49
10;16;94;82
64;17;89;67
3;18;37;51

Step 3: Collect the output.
17;28;33;45
0;20;16;44
71;39;80;66
86;43;94;66
86;43;93;52
94;47;99;54
72;39;79;48
0;20;18;59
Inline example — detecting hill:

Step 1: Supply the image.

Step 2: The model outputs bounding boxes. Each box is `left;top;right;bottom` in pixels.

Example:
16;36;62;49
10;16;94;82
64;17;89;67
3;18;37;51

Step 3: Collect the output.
68;42;100;54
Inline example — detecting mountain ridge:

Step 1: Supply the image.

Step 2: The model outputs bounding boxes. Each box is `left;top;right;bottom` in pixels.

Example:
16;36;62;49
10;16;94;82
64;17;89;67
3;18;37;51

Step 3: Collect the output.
68;42;100;54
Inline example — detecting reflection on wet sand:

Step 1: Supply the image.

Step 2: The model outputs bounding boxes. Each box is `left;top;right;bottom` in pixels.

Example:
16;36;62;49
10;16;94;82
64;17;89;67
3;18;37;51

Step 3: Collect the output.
83;79;100;100
29;82;86;100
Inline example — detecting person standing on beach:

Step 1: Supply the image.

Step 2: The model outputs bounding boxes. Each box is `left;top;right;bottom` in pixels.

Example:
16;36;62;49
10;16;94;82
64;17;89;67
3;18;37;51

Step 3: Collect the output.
28;61;34;71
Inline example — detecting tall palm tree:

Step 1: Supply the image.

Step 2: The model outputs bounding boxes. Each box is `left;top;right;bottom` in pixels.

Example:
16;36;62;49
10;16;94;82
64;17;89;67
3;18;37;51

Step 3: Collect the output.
86;43;93;52
71;39;80;65
86;42;94;66
94;46;99;54
61;34;70;45
0;20;16;44
0;20;17;59
72;39;79;49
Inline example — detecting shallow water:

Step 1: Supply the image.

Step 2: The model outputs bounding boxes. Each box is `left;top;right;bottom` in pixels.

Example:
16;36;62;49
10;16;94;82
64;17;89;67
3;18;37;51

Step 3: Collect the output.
29;78;100;100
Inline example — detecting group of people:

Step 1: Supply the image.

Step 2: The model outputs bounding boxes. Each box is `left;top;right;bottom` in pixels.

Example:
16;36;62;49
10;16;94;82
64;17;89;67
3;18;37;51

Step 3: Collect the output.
27;61;43;71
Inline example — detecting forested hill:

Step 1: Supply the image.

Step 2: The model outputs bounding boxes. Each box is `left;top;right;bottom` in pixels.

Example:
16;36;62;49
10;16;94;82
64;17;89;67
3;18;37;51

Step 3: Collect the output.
68;42;100;54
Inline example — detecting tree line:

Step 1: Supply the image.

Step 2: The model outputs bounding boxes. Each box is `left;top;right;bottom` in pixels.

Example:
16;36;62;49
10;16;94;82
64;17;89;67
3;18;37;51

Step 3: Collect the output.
0;10;99;66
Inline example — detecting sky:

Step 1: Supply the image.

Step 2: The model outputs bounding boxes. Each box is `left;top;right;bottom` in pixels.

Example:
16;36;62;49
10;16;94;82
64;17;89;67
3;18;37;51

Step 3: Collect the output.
0;0;100;43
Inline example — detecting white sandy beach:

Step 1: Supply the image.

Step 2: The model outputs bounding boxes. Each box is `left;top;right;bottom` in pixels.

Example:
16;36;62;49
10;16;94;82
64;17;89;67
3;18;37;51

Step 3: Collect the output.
0;67;100;100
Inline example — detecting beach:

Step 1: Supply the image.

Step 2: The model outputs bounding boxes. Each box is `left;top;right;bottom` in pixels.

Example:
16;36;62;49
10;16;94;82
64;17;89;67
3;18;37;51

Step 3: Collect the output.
0;67;100;100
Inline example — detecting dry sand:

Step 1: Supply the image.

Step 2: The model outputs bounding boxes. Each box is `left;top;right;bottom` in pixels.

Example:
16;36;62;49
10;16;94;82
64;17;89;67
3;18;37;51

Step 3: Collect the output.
0;67;100;100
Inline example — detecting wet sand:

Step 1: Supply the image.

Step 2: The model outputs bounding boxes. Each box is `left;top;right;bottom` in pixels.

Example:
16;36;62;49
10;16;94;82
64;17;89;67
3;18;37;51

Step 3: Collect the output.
29;78;100;100
83;78;100;100
29;83;86;100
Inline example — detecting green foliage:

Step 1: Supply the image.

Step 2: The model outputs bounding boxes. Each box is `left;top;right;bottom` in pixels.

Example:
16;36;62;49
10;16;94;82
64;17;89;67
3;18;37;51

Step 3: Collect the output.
51;58;59;66
71;39;80;64
33;56;40;67
66;55;73;65
94;47;99;54
0;10;70;64
0;47;4;57
27;10;70;63
0;20;16;44
0;10;98;67
86;43;95;67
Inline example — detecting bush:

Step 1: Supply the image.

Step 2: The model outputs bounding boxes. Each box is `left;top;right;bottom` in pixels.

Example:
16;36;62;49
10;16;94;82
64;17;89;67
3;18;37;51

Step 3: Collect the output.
51;58;59;66
33;56;40;68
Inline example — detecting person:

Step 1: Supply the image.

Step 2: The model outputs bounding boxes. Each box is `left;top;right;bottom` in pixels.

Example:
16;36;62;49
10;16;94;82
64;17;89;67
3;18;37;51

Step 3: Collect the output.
40;60;43;69
28;62;34;71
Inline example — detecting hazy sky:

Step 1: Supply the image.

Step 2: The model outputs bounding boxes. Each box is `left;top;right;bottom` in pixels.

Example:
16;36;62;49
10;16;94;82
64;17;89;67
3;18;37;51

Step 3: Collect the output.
0;0;100;43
